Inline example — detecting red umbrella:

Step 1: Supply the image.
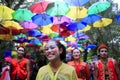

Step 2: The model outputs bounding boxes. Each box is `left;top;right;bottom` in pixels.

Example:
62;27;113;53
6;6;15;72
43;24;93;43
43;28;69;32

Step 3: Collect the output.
29;1;49;13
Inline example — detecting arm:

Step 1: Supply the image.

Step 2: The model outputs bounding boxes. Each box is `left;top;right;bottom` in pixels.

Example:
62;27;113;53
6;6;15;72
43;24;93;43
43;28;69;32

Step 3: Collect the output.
114;60;120;80
85;64;91;80
93;64;98;80
26;59;30;80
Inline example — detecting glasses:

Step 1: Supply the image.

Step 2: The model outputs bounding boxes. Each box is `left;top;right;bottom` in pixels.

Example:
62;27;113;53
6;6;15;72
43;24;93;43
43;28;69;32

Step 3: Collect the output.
100;50;108;52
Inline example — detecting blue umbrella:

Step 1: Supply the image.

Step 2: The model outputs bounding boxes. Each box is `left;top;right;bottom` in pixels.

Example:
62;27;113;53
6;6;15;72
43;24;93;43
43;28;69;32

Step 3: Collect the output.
68;22;87;31
64;0;89;6
72;32;84;38
116;14;120;22
27;29;42;37
85;44;97;50
32;13;52;26
29;39;42;46
80;14;102;24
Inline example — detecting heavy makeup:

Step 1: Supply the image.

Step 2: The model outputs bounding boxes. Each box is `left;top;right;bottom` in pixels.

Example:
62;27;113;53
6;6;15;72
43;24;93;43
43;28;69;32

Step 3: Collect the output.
72;49;81;60
45;41;60;61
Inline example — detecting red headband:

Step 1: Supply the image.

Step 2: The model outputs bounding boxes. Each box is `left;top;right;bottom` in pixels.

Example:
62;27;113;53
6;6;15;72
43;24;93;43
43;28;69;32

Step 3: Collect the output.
98;44;108;51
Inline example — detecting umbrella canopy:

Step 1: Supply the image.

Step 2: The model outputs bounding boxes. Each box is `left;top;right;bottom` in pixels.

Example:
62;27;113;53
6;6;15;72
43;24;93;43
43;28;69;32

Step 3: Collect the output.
88;1;111;14
85;44;97;50
80;14;102;24
65;36;76;42
0;26;22;35
66;6;88;20
67;22;87;32
46;1;70;16
78;25;91;32
20;21;38;29
116;14;120;22
32;13;52;26
0;34;13;40
29;1;49;13
0;5;14;20
51;16;71;24
0;21;22;30
64;0;89;6
41;24;54;35
12;9;34;22
29;39;42;46
93;18;112;28
27;29;42;37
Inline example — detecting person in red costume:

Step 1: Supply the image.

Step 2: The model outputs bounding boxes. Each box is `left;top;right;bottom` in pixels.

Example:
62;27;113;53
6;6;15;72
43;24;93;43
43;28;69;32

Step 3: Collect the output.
10;46;30;80
67;47;91;80
94;44;120;80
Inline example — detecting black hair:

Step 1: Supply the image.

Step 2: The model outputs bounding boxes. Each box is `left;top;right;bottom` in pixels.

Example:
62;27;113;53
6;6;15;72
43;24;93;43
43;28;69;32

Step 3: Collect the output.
56;41;66;62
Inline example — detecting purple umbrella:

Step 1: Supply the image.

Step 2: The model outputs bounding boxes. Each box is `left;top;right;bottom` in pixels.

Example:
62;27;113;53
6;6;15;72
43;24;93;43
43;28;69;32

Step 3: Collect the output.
20;21;38;29
51;16;71;24
78;35;89;40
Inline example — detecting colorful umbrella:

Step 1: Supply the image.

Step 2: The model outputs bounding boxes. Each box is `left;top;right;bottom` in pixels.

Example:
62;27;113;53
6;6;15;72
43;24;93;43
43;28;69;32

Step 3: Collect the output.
37;34;51;42
49;32;59;38
93;18;112;28
88;1;111;14
0;21;22;29
116;14;120;22
85;44;97;50
46;1;70;16
12;9;34;22
29;1;49;13
78;25;91;32
20;21;38;29
65;36;76;42
32;13;52;26
41;24;54;35
0;26;21;35
80;14;102;24
0;5;14;20
67;22;87;32
27;29;42;37
66;6;88;20
64;0;89;6
0;34;13;40
29;39;42;46
51;16;71;24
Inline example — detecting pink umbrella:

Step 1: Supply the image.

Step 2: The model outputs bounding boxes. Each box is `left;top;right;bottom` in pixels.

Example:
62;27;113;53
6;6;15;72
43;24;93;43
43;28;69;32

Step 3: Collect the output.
51;16;71;24
29;1;49;13
20;21;38;29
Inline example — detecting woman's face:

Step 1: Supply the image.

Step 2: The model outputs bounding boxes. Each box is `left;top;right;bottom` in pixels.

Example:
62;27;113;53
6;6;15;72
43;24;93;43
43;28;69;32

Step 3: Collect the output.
17;47;25;57
99;48;108;58
72;49;81;60
45;41;60;61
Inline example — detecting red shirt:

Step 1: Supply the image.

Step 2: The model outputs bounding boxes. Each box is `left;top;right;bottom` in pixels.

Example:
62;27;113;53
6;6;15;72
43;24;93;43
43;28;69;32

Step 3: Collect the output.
10;58;28;80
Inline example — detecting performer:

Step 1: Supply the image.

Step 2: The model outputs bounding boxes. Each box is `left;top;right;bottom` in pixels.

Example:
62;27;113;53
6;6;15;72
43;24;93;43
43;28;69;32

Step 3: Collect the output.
67;47;91;80
36;40;78;80
94;44;120;80
10;46;30;80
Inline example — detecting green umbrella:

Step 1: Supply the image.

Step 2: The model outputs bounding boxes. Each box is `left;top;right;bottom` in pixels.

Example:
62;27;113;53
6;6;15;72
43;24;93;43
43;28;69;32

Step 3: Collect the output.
46;1;70;16
12;9;34;22
88;1;111;14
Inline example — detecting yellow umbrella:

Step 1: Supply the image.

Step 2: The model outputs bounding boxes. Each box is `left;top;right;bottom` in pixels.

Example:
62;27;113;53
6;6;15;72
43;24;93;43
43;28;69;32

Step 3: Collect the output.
41;24;54;35
93;18;112;28
78;25;91;32
0;34;13;40
66;47;72;52
66;6;88;20
65;36;76;42
0;5;14;20
0;21;22;29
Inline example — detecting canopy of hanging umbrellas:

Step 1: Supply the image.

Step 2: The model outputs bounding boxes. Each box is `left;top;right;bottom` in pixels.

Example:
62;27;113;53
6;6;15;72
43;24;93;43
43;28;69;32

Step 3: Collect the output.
0;0;119;56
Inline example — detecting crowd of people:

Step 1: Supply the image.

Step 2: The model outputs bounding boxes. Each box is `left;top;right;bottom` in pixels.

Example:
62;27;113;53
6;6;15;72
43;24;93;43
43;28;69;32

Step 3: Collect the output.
0;40;120;80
